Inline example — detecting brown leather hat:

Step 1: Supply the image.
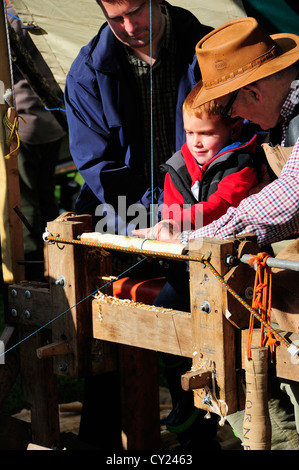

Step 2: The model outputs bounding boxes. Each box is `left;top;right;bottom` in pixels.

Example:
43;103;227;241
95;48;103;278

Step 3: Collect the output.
193;17;299;108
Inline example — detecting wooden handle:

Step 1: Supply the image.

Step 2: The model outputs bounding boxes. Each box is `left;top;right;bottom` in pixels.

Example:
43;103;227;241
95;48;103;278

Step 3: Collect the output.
181;369;212;391
243;347;271;450
36;340;69;359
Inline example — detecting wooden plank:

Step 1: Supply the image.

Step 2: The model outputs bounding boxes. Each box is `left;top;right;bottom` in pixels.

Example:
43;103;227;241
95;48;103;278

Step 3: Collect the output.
92;299;193;358
7;281;52;326
188;237;238;415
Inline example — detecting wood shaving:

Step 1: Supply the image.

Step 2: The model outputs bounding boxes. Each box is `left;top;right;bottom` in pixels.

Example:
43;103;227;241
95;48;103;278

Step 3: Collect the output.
94;292;173;312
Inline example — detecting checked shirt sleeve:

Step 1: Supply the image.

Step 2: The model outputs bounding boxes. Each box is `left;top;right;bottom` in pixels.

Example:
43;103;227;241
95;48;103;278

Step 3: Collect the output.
189;138;299;246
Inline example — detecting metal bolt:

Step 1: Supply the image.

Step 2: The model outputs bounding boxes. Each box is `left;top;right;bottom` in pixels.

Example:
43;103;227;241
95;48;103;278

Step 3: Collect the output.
55;275;66;287
11;308;18;317
24;310;31;320
11;289;17;298
58;361;68;373
245;287;254;300
224;254;235;266
24;290;31;299
200;301;211;314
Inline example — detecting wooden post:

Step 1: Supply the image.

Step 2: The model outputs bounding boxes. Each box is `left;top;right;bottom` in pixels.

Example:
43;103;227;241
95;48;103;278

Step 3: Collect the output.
119;345;160;450
188;238;238;416
0;0;24;283
19;327;60;448
46;213;109;377
243;347;271;450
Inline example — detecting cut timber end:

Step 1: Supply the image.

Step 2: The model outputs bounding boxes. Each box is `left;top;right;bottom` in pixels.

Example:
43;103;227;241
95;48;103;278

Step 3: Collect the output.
36;340;70;359
0;326;16;364
27;443;52;450
181;370;212;391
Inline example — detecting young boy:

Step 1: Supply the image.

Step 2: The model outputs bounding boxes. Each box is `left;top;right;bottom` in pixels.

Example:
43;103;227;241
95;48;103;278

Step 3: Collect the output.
161;83;258;232
135;82;258;239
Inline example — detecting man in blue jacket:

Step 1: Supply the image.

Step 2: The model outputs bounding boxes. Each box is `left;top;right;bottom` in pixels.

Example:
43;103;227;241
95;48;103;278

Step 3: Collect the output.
65;0;217;450
65;0;212;237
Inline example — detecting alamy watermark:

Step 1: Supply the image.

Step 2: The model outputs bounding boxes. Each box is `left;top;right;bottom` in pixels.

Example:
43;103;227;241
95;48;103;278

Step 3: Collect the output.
94;196;203;237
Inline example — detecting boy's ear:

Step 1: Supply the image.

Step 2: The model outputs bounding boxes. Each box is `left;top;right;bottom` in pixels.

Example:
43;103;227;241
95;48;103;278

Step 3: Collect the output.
230;118;243;140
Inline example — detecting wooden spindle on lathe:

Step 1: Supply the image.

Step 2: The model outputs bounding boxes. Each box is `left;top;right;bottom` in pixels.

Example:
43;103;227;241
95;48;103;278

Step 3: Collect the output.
243;347;271;450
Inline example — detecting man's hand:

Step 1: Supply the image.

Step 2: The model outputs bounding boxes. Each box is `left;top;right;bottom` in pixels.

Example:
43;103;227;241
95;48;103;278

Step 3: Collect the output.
132;219;181;243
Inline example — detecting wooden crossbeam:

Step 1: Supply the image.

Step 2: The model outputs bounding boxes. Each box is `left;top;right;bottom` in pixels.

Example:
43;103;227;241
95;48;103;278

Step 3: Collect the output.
92;299;193;357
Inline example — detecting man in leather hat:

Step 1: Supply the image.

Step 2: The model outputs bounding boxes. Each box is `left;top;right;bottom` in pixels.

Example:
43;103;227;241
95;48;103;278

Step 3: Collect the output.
136;16;299;245
184;16;299;247
134;17;299;450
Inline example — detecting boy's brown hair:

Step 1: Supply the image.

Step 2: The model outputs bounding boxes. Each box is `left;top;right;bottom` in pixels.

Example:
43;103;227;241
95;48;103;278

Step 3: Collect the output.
183;82;228;119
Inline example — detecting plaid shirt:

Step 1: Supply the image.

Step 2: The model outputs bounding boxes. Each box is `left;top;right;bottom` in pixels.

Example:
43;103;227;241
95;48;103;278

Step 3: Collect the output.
189;80;299;246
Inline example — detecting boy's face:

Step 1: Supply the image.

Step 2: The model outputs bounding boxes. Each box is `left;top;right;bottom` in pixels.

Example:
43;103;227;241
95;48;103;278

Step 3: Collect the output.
100;0;163;51
183;111;239;166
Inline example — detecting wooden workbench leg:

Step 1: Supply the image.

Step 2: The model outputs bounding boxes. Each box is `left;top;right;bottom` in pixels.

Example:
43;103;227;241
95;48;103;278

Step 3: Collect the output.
78;368;123;450
188;238;238;416
78;346;160;451
119;345;160;450
19;326;60;448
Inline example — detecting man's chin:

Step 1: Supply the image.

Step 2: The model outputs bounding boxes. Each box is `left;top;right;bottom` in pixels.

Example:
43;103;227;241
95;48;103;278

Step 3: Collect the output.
127;38;148;49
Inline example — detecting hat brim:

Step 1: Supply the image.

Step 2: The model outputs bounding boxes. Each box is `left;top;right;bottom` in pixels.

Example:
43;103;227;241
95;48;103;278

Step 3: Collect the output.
194;34;299;108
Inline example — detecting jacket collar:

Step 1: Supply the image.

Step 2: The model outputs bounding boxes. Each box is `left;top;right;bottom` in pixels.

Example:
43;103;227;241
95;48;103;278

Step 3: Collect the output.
86;24;121;74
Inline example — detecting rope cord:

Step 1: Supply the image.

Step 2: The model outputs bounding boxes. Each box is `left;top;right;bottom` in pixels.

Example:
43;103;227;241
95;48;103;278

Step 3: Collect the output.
2;111;23;159
0;256;148;359
246;253;277;360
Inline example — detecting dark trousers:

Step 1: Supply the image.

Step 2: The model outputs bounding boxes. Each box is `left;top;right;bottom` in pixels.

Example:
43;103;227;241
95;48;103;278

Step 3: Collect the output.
18;139;62;279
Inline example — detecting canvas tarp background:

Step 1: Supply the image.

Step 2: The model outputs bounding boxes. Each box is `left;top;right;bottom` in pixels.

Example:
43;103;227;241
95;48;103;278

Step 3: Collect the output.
8;0;299;92
9;0;247;91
